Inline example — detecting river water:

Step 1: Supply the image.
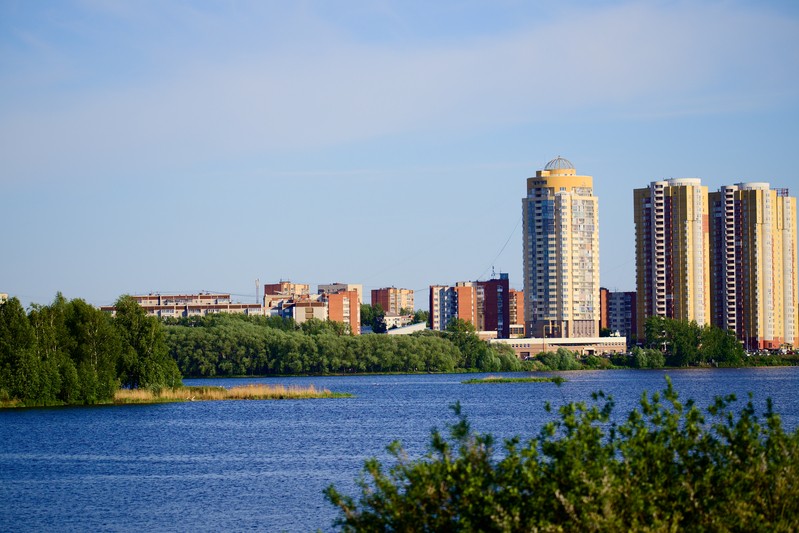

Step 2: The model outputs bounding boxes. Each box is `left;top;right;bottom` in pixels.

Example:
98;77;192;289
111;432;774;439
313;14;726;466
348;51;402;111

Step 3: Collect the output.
2;367;798;532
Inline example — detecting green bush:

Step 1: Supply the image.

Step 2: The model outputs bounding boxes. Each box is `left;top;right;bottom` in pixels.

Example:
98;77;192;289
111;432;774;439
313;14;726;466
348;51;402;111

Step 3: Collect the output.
326;378;799;531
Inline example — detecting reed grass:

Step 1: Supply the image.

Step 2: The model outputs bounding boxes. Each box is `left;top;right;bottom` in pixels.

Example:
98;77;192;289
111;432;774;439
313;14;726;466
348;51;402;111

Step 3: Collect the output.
114;384;352;404
462;376;566;385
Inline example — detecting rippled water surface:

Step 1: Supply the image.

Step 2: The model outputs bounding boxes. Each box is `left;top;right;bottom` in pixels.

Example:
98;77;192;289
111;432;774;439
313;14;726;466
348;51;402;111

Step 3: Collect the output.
2;367;798;532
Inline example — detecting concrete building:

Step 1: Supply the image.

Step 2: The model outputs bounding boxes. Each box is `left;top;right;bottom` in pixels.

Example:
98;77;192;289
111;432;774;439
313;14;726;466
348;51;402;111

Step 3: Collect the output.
634;178;710;339
509;289;525;337
325;289;361;335
384;312;413;330
477;274;510;339
428;275;511;338
490;336;627;358
318;283;363;305
599;287;609;331
0;293;7;305
522;157;600;338
371;287;414;314
602;288;638;338
101;293;263;318
709;183;798;349
264;281;310;309
272;297;327;324
429;285;458;331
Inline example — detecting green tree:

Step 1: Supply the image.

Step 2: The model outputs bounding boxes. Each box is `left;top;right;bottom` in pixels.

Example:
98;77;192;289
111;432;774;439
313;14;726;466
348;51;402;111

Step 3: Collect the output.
326;379;799;531
0;297;42;402
361;304;387;333
113;295;181;390
411;309;429;325
64;298;122;401
700;323;745;365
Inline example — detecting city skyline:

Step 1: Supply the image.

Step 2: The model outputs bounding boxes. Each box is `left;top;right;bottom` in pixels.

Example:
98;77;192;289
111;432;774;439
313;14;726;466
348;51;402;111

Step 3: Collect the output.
2;1;799;309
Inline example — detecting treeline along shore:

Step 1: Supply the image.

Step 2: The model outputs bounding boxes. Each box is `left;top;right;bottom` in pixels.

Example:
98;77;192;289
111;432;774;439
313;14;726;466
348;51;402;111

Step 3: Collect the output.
0;294;180;407
2;294;798;406
164;314;524;376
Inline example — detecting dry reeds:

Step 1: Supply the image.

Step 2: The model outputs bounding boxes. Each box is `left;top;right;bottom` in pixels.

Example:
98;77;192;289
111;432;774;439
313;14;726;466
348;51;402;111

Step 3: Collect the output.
114;383;351;404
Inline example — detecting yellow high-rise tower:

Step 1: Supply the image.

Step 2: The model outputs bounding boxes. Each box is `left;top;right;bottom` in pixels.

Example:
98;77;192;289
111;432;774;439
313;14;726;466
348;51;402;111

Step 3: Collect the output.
522;157;599;338
634;179;710;339
709;183;798;350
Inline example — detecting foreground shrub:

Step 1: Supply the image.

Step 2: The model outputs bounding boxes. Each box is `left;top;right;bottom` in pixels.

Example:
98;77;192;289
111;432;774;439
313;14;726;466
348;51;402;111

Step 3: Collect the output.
325;378;799;531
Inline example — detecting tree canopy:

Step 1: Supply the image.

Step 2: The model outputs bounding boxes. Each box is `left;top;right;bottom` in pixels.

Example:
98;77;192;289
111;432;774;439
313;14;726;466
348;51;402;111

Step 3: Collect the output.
643;316;745;366
0;294;182;406
326;379;799;531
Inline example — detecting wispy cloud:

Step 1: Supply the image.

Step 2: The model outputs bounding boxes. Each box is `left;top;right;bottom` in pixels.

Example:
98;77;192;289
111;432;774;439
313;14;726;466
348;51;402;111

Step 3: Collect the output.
1;1;797;183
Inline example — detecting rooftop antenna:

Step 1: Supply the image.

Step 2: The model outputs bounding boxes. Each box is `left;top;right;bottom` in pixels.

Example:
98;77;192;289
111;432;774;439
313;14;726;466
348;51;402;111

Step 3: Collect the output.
491;266;496;279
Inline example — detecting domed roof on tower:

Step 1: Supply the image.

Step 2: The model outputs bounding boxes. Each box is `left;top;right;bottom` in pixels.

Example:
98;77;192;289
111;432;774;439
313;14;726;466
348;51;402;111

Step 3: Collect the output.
544;156;574;170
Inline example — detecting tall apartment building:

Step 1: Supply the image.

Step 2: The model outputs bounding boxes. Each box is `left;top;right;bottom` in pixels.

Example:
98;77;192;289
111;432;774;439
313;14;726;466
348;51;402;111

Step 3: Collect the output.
634;179;710;338
709;183;798;349
509;289;525;337
477;275;510;339
429;285;457;331
324;289;361;335
522;157;600;338
318;283;363;305
428;275;511;338
371;287;414;314
607;290;637;339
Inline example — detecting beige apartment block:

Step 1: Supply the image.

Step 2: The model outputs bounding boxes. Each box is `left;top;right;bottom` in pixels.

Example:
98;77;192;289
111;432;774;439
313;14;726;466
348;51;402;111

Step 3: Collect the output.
509;289;525;336
318;283;363;305
100;292;263;318
522;157;600;338
634;178;710;338
264;281;310;309
710;183;798;349
371;287;414;314
0;293;8;305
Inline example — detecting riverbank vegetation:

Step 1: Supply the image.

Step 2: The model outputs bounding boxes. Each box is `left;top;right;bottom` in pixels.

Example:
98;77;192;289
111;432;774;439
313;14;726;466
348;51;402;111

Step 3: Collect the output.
326;378;799;531
114;383;350;403
0;295;180;407
164;316;524;376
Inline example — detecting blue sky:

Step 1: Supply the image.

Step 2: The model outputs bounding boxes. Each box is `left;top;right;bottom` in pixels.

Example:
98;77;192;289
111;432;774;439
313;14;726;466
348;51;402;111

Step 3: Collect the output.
2;0;798;309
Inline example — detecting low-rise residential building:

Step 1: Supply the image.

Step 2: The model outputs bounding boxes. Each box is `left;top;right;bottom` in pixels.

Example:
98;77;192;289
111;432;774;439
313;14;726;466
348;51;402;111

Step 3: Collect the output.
0;293;8;305
270;295;328;324
384;311;413;330
101;292;263;318
490;336;627;358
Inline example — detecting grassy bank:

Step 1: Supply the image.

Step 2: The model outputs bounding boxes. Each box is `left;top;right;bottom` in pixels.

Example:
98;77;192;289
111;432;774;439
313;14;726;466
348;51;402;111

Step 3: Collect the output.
114;384;352;403
0;384;352;408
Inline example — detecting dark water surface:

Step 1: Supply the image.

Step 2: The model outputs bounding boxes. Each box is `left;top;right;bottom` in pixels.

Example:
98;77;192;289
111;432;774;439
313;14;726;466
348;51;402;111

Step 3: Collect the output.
2;367;799;532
